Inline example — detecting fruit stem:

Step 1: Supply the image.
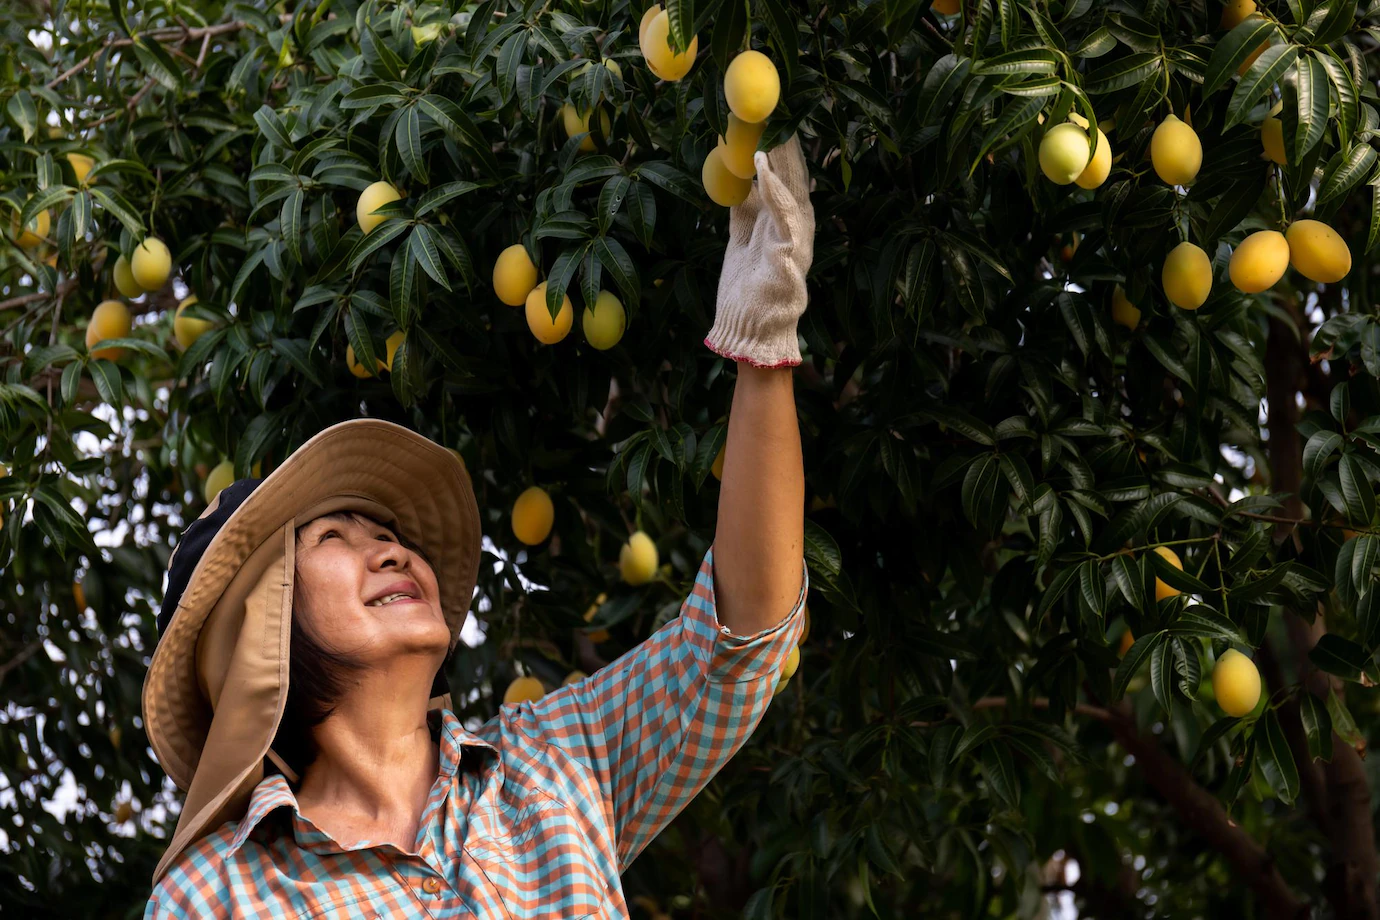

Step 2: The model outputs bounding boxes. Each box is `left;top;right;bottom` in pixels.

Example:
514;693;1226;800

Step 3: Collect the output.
1213;538;1230;623
1273;164;1288;230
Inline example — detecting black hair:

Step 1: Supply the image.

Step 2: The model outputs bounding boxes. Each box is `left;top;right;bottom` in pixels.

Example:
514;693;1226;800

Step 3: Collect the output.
268;512;435;779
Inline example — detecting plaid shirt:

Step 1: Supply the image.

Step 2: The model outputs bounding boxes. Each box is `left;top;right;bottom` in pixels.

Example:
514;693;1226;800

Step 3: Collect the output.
145;548;806;919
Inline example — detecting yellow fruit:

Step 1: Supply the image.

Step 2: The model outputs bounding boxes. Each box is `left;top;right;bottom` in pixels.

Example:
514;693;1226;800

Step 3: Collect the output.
1161;241;1212;310
639;5;662;48
42;249;57;268
1152;546;1183;601
720;113;766;179
525;282;574;344
1220;0;1256;29
112;253;143;298
345;343;383;379
11;205;50;248
620;531;659;585
1150;115;1202;186
512;485;555;545
702;146;753;207
1038;123;1091;185
356;180;402;234
384;329;405;371
503;675;546;705
173;296;214;350
711;443;726;480
131;237;172;291
774;646;800;696
933;0;961;13
561;103;612;152
86;300;131;361
1119;629;1135;657
74;580;86;612
1074;127;1112;189
724;50;780;124
562;670;588;686
1229;230;1289;293
252;460;263;478
1211;648;1262;717
114;801;134;823
642;10;698;81
204;460;235;504
582;290;626;350
493;244;538;307
1286;219;1351;283
68;152;95;185
1111;285;1141;330
1261;116;1286;165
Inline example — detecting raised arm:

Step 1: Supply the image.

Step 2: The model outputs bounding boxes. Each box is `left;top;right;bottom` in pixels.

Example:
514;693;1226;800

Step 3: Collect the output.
704;134;814;634
712;365;804;634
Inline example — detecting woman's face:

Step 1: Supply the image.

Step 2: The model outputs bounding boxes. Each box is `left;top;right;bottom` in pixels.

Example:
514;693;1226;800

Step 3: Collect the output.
293;511;448;669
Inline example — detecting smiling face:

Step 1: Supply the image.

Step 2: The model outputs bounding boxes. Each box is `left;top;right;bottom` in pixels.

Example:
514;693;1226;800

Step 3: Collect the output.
292;511;449;670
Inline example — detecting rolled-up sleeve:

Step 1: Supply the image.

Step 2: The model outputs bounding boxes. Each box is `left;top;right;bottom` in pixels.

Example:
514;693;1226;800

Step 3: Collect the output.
500;545;807;869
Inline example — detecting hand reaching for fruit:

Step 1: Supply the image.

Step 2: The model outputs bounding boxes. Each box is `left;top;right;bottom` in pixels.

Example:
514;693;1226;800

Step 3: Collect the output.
705;134;815;369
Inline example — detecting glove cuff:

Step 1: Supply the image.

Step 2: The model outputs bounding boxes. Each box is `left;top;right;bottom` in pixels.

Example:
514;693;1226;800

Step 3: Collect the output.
703;331;802;369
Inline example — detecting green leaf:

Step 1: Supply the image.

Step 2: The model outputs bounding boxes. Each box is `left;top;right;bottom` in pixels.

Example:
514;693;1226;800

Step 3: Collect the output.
1113;630;1164;700
1189;716;1241;774
597;176;631;234
1318;142;1377;205
88;359;122;405
1339;454;1376;524
1254;710;1299;805
131;36;184;91
1299;692;1333;763
1203;173;1267;246
6;90;36;141
980;742;1021;808
1326;688;1364;747
395;105;428;183
929;724;961;788
409;224;450;291
415;181;480;217
347;218;410;273
1111;554;1147;614
1226;45;1299;131
254;104;295;150
1309;633;1370;681
1084;52;1161;94
971;48;1058;76
1150;638;1175;715
1202;18;1279;98
804;519;843;578
592;236;640;308
636;161;700;203
1289;54;1329;163
1169;608;1244;643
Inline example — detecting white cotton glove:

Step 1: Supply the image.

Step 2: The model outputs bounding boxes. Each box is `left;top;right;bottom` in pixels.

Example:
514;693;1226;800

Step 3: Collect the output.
705;134;815;368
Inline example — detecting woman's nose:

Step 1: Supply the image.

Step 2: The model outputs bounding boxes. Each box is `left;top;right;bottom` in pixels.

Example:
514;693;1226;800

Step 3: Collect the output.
370;540;409;570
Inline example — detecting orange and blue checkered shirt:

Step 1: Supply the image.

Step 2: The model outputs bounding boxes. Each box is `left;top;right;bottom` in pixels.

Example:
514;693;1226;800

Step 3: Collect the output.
145;548;807;918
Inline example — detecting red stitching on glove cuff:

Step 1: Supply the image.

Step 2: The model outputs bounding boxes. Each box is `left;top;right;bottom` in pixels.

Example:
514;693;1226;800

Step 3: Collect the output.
703;337;801;369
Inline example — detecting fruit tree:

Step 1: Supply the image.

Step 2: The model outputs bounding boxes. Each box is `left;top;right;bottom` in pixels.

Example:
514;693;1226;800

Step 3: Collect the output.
3;0;1380;917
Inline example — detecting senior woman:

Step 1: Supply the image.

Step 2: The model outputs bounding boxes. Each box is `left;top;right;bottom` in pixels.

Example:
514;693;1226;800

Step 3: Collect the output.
143;137;813;919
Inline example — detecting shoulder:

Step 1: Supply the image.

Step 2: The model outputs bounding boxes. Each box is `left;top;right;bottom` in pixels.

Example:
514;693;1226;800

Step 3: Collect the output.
149;821;258;914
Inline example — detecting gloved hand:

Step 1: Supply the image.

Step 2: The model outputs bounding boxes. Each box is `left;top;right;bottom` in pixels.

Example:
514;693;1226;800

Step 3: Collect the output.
705;134;815;368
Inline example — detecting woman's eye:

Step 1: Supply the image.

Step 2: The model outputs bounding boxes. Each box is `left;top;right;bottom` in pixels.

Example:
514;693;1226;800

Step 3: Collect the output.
320;529;338;541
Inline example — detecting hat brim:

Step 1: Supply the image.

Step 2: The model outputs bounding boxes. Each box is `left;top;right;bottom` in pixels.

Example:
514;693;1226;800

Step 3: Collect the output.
142;418;480;794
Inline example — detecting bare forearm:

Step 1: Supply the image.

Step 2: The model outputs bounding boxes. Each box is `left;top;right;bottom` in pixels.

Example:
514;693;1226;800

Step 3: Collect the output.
712;364;805;635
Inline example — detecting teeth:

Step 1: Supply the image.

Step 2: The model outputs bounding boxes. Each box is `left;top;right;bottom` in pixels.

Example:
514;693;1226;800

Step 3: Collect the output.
367;592;412;606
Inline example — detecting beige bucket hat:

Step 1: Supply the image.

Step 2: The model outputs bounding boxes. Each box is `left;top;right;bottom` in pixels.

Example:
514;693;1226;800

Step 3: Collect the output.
140;418;481;885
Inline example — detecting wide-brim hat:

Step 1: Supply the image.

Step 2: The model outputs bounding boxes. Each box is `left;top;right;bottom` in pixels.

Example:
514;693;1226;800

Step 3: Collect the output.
140;418;481;885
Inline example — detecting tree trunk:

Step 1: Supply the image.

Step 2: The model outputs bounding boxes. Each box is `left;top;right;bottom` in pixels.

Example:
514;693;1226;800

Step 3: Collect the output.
1267;301;1380;920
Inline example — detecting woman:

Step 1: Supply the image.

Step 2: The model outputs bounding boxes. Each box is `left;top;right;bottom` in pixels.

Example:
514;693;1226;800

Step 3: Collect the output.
143;136;814;918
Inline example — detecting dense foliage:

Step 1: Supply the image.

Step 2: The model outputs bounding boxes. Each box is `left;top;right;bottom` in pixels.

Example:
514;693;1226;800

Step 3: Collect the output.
3;0;1380;916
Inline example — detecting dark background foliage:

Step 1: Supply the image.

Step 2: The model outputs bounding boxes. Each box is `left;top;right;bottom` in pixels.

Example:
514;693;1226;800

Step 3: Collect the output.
2;0;1380;916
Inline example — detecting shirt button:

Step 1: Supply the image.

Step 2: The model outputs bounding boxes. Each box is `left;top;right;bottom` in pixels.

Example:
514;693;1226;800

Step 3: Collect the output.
422;877;442;895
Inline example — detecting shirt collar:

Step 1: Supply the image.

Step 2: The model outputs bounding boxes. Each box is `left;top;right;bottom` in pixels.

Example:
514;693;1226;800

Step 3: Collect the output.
227;708;497;854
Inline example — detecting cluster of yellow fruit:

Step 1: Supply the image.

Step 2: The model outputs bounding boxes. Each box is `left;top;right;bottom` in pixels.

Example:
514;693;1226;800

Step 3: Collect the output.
491;243;627;348
1037;112;1112;190
1229;221;1352;293
638;5;697;81
1119;627;1262;717
702;50;782;207
85;234;183;359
